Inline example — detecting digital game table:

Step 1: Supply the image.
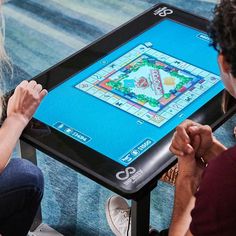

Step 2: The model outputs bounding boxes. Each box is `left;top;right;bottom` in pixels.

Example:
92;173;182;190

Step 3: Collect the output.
18;3;236;235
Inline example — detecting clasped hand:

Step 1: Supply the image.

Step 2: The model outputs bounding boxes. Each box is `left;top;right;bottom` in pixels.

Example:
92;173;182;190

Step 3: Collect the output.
169;120;215;181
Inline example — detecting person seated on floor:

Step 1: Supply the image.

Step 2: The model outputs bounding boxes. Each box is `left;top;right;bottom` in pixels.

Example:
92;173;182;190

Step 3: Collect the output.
0;3;47;236
105;0;236;235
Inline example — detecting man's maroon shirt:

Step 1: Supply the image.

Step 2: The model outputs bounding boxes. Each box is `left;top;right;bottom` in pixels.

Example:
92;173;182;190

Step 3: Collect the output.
190;146;236;235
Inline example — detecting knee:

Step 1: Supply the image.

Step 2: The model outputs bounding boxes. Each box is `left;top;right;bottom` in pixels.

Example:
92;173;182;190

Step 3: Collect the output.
4;158;44;194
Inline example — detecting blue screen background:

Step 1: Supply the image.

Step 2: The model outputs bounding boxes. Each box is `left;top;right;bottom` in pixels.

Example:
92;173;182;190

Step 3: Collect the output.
34;19;223;166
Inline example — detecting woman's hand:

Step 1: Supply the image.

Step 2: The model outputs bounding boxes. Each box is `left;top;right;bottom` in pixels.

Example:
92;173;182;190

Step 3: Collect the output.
7;80;47;127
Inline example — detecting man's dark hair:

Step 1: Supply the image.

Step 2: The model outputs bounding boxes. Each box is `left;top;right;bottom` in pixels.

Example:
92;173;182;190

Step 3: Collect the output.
209;0;236;77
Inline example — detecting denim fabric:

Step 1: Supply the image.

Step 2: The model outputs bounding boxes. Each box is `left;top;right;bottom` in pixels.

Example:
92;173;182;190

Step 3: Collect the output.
0;158;44;236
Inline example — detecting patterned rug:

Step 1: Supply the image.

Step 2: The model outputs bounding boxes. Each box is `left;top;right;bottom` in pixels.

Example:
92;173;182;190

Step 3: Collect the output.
3;0;217;91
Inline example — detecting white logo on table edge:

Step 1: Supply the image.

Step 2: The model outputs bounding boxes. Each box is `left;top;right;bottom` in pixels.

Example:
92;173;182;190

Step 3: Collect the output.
153;7;173;17
116;167;143;185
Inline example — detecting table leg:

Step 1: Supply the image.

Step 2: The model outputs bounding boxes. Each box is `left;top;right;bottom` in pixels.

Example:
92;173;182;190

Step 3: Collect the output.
20;140;37;164
131;192;150;236
20;140;42;231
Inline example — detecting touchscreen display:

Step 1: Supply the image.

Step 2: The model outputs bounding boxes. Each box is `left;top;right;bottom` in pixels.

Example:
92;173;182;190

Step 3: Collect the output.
34;19;223;166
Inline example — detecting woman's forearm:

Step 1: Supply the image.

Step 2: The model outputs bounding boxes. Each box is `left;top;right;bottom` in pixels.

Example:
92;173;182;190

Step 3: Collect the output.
0;80;47;173
0;115;26;172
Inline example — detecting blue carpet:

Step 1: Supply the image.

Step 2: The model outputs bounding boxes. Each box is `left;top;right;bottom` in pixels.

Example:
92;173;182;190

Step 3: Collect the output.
3;0;216;91
5;1;231;236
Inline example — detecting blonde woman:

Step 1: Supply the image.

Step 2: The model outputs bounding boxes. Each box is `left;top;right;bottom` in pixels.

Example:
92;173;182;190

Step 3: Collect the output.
0;2;47;236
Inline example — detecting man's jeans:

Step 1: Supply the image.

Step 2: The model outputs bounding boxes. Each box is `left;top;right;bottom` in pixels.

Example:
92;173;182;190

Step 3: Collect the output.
0;158;44;236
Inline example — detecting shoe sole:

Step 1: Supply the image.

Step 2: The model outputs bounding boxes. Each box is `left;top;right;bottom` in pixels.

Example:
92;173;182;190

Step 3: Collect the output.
105;196;124;236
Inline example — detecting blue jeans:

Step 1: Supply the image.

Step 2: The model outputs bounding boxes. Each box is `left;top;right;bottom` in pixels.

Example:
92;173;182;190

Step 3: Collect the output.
0;158;44;236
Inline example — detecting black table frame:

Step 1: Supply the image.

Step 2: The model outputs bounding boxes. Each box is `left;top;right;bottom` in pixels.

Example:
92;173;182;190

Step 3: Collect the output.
14;3;236;235
20;103;236;236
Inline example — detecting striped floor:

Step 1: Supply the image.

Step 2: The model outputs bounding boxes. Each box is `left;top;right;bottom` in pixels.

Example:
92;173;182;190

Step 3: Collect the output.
3;0;217;90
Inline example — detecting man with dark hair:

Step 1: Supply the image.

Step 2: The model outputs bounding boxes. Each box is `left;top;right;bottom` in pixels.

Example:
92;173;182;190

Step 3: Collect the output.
105;1;236;235
169;1;236;235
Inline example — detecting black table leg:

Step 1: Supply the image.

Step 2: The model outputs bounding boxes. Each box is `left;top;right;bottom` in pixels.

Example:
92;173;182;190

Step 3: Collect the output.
20;140;42;231
20;140;37;164
131;192;150;236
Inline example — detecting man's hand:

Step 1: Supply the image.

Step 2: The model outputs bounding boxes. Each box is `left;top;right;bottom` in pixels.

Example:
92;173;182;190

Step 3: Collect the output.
169;120;227;236
169;121;213;236
170;119;224;163
7;80;47;127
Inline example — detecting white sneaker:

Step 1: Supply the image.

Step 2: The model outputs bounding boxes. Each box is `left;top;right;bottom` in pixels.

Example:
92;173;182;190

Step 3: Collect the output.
105;196;131;236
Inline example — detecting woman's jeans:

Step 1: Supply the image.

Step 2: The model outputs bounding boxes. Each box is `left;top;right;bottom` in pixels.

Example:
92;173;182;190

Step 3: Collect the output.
0;158;44;236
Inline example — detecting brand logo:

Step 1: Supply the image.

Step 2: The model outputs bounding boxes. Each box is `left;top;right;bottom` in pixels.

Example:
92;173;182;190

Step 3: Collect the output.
116;167;144;186
116;167;136;181
153;7;173;17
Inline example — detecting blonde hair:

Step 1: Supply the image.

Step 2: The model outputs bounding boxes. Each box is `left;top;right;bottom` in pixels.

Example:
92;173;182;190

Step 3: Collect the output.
0;2;13;121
